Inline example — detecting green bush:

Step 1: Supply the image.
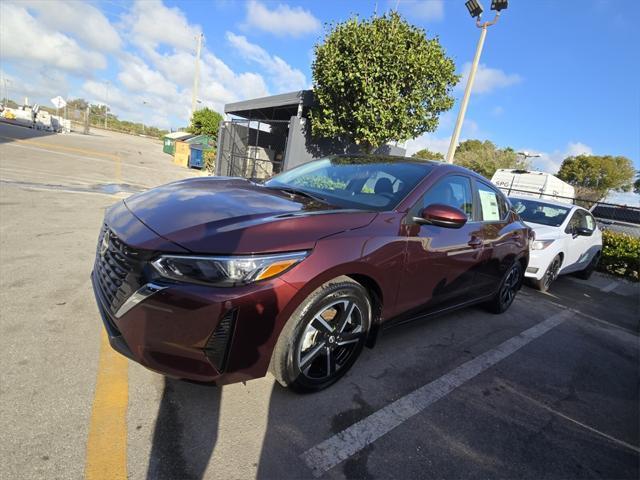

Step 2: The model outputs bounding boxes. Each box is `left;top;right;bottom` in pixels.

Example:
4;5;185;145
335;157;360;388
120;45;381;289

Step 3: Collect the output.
598;230;639;281
292;176;346;191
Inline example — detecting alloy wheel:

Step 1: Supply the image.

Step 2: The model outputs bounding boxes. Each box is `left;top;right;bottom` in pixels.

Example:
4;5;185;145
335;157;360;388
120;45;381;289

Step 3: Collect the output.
543;258;561;290
500;265;520;308
296;299;365;380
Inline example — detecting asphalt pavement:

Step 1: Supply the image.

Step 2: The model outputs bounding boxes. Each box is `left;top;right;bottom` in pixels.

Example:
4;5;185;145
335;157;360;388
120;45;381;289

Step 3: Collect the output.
0;122;638;480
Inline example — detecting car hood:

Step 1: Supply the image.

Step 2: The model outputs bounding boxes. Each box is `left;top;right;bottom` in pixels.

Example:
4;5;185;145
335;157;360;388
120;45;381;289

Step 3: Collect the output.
524;222;564;240
124;177;377;254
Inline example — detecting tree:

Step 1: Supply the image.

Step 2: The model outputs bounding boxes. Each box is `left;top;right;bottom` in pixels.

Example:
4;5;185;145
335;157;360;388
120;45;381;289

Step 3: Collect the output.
557;155;636;201
311;12;458;152
634;171;640;194
453;140;527;179
412;148;444;161
189;108;223;138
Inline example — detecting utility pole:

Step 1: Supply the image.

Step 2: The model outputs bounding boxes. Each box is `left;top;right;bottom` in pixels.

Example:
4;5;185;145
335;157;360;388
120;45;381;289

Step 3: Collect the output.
445;0;508;164
104;81;110;129
191;33;203;119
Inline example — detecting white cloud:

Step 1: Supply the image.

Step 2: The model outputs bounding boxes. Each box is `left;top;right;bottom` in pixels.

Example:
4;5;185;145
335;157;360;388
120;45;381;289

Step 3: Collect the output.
0;3;106;74
397;0;445;21
22;0;122;52
491;105;504;116
226;32;307;92
244;1;321;37
528;141;594;174
404;117;480;156
459;63;522;94
123;0;201;53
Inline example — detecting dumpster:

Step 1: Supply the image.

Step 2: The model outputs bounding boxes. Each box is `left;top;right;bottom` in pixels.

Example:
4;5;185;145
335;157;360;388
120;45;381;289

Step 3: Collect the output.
162;131;193;155
174;135;215;167
189;144;205;169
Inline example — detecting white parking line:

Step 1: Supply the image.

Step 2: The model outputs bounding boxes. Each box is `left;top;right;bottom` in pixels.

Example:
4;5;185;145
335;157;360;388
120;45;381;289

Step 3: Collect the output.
300;310;572;477
600;281;619;293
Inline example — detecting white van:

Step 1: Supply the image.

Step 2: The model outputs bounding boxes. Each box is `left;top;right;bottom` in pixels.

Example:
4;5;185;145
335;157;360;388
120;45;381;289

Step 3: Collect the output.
491;169;575;205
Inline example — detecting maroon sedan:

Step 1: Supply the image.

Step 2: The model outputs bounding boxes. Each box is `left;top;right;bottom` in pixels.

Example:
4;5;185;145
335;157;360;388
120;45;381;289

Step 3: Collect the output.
92;155;529;392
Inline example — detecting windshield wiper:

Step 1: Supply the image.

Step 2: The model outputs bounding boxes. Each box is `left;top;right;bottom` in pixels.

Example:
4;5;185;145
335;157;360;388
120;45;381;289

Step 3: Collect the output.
265;185;328;204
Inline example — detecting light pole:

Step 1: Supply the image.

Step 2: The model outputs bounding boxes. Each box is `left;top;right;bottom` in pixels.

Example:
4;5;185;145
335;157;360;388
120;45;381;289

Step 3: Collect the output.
104;81;110;129
141;100;150;134
445;0;508;163
191;33;203;117
517;151;541;162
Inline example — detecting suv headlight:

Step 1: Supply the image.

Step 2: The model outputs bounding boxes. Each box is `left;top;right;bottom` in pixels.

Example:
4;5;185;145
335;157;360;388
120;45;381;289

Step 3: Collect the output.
530;239;555;250
151;251;308;286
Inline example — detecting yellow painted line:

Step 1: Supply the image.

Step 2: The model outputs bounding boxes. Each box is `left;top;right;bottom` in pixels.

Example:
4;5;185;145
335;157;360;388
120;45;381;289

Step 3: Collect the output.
85;329;128;480
0;135;119;160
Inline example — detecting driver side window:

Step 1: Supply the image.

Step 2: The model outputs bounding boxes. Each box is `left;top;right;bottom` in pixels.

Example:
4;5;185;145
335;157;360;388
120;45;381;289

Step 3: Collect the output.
421;175;474;220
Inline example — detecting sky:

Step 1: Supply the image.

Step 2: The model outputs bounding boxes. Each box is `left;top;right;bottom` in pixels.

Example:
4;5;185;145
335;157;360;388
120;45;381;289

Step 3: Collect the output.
1;0;639;203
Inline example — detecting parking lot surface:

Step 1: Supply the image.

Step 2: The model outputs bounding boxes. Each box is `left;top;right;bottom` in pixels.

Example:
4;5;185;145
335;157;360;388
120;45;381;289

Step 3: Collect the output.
1;122;638;479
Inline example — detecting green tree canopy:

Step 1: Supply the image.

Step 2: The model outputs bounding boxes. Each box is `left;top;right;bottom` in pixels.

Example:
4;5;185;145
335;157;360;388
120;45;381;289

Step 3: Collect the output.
633;171;640;194
557;155;636;201
412;148;444;161
453;140;526;179
311;12;458;152
189;108;223;138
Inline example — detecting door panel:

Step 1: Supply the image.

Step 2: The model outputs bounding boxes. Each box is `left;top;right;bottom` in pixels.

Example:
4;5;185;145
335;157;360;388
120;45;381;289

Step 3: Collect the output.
474;181;525;296
395;174;483;319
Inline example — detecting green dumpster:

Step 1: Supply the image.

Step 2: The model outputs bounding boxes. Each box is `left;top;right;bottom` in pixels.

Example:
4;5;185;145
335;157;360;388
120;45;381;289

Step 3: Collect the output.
162;131;193;155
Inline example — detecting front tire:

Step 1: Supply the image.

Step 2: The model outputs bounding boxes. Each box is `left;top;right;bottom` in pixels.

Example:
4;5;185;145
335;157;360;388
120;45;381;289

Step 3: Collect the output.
269;276;371;393
531;254;562;292
486;262;523;314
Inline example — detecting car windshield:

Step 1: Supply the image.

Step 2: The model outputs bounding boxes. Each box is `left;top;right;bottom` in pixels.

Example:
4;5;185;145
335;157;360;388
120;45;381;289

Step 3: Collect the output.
264;156;435;211
509;197;571;227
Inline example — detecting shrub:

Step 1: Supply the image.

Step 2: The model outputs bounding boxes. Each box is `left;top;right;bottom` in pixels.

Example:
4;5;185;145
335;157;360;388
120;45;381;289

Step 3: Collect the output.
203;150;216;173
598;230;639;281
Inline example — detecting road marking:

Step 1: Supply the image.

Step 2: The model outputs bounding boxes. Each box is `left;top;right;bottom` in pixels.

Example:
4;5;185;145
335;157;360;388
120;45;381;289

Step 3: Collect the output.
544;299;638;339
600;281;619;293
500;381;640;454
0;135;119;160
85;329;128;480
300;310;572;477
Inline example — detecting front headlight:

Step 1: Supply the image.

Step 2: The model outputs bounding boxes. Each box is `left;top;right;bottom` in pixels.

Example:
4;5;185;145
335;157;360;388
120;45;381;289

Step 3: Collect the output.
530;239;555;250
151;251;308;286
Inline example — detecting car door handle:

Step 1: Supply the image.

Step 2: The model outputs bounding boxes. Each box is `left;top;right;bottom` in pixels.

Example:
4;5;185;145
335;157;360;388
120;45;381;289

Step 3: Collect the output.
468;238;483;249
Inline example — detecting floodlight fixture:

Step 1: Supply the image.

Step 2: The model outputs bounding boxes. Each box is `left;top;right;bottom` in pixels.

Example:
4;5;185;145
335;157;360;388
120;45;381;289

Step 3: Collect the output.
465;0;483;18
491;0;508;12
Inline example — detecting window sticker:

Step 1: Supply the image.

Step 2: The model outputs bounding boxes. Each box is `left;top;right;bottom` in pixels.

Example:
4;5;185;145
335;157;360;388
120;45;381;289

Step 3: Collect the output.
479;190;500;221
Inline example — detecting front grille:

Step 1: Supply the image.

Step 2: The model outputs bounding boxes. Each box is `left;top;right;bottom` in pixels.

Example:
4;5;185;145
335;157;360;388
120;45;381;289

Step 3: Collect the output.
93;225;146;316
204;310;237;372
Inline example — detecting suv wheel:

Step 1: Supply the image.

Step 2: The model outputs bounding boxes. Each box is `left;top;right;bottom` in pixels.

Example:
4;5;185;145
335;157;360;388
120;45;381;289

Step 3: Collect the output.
575;252;600;280
270;276;371;392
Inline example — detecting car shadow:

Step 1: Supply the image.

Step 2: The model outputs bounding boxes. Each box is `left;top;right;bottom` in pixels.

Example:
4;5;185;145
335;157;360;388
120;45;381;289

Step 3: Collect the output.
146;378;221;480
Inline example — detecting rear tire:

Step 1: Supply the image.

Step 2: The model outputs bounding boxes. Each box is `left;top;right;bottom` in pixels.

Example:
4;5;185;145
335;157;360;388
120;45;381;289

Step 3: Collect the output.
531;255;562;292
269;276;371;393
575;253;600;280
486;262;523;314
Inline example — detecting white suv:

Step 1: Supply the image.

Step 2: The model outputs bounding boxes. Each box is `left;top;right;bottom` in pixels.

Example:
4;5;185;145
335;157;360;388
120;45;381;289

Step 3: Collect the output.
509;196;602;291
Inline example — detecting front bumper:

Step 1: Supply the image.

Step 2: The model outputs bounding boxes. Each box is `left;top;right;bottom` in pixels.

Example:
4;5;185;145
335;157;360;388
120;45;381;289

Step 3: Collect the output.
91;270;299;384
523;248;554;280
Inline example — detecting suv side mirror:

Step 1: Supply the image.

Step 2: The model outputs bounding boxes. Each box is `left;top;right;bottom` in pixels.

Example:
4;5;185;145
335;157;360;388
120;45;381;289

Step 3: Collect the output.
414;204;468;229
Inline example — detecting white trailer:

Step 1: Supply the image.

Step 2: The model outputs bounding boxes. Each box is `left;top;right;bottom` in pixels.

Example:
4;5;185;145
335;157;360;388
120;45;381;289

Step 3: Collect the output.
491;169;575;204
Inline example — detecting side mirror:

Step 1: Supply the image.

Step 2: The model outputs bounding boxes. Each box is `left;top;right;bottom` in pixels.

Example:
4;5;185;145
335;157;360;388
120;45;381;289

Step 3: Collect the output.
574;227;592;236
414;204;468;229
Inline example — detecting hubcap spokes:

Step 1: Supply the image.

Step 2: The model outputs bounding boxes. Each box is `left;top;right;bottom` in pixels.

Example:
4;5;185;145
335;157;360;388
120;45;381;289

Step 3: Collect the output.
501;267;519;305
298;299;364;380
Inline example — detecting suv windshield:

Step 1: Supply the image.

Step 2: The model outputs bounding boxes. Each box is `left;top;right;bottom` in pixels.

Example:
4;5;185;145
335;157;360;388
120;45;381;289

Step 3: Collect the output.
510;197;571;227
264;156;434;211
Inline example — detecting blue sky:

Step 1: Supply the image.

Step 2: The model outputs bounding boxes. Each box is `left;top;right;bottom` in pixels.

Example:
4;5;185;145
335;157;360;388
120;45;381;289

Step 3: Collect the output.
1;0;638;200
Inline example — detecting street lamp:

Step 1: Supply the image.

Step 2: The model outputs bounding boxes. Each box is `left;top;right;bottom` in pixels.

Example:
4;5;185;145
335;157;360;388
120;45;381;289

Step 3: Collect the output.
517;151;541;161
445;0;509;163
